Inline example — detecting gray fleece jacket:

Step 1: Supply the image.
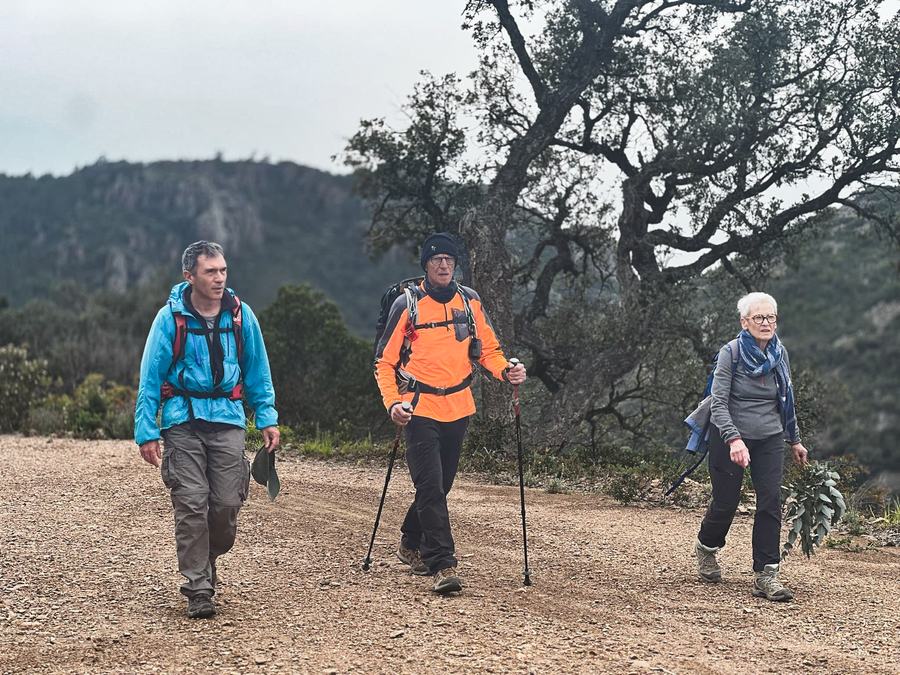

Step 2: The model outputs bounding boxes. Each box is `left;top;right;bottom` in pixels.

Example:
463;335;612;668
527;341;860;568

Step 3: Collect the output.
710;342;801;444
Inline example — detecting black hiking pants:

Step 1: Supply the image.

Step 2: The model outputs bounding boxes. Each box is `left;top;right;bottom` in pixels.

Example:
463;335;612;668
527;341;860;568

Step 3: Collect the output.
400;415;469;574
698;426;785;572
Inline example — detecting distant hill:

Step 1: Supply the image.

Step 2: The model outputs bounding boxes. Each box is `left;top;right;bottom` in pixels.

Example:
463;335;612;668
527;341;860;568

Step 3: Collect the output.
769;204;899;473
0;159;418;334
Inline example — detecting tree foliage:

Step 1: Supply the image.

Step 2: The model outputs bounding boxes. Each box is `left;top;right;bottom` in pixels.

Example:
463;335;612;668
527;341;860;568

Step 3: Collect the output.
259;284;384;436
0;344;51;432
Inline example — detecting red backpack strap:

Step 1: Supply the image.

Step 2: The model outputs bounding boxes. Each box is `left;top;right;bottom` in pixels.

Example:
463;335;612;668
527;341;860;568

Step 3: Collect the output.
170;309;188;369
231;293;244;364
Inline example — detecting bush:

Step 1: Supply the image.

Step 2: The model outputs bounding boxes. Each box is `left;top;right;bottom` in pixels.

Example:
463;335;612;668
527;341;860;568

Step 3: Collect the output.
260;284;384;437
605;464;658;504
25;394;71;436
0;344;51;432
25;374;136;439
69;374;135;439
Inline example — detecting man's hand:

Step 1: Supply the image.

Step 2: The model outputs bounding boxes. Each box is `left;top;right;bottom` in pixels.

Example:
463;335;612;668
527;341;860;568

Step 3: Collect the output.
390;402;413;426
506;362;527;385
791;442;809;467
139;440;162;467
261;426;280;453
728;438;751;469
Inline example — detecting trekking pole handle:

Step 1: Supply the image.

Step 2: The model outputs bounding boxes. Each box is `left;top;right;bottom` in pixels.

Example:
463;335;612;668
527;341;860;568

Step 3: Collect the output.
508;359;521;412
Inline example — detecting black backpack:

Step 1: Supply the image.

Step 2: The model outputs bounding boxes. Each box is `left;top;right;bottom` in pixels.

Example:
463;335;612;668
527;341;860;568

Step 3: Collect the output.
373;277;480;361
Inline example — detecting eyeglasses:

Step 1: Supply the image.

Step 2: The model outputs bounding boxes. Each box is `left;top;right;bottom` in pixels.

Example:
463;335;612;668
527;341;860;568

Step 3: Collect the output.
428;255;456;267
749;314;778;325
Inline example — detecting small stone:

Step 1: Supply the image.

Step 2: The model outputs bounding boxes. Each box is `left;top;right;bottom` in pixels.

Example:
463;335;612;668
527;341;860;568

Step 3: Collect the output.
390;629;405;639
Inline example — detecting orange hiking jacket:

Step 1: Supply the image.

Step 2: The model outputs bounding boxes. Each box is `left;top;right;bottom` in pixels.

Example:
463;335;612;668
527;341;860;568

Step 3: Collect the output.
374;282;509;422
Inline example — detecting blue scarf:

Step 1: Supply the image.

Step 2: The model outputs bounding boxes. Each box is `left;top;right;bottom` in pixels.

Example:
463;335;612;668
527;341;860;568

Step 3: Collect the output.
738;329;798;440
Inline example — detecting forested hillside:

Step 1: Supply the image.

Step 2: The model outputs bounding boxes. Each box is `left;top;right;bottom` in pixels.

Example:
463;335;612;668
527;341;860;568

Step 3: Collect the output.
769;209;900;472
0;159;417;333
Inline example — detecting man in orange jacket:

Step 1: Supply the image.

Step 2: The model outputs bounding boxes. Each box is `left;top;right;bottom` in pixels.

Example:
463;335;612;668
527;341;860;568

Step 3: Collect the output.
374;232;526;594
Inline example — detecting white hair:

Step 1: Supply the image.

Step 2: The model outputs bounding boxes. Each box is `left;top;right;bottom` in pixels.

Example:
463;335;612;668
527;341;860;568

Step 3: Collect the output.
737;292;778;318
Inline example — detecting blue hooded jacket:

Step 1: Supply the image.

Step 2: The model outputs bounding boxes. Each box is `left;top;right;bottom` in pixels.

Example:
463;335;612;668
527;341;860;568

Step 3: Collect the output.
134;282;278;446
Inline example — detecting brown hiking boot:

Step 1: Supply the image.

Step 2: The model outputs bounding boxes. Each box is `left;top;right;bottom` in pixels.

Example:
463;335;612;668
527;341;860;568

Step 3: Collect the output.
187;593;216;619
695;539;722;583
432;567;462;594
752;564;794;602
395;545;429;576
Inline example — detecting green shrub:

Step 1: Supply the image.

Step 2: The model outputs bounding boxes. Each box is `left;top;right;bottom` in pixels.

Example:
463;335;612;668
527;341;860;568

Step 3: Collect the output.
259;284;384;437
606;464;658;505
545;477;568;494
245;418;299;451
0;344;51;432
25;394;71;436
885;498;900;526
781;462;846;559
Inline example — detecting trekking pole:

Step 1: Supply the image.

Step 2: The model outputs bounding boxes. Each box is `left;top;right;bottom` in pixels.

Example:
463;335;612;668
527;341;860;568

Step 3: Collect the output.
362;402;411;571
509;358;532;586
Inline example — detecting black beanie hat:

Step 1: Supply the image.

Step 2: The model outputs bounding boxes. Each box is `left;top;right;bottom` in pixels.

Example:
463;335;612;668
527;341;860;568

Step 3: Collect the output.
420;232;459;270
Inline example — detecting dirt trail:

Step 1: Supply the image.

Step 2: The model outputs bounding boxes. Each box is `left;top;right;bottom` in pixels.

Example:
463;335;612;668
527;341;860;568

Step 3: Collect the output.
0;436;897;674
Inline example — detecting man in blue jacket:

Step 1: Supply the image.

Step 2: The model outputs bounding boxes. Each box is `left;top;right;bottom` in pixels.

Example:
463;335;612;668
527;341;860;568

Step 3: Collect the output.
135;241;279;619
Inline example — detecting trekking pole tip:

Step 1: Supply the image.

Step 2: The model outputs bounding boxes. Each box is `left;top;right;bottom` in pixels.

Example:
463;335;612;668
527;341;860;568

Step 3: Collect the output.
523;573;532;586
362;558;372;572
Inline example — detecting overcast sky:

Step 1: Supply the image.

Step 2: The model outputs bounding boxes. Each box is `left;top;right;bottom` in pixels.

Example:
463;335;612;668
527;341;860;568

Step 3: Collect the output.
1;1;898;178
0;1;477;177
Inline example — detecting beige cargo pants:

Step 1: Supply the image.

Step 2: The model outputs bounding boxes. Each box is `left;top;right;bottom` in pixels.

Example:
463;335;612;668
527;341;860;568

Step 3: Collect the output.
161;422;250;598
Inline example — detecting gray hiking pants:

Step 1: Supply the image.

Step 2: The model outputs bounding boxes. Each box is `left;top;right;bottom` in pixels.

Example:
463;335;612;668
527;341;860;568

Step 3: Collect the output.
161;422;250;597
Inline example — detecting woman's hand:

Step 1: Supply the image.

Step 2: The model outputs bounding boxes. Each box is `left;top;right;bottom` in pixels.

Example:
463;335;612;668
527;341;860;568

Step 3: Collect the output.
728;438;751;468
791;442;809;467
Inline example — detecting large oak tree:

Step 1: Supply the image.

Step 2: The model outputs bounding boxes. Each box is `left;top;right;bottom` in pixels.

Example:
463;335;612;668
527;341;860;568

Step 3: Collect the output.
345;0;899;448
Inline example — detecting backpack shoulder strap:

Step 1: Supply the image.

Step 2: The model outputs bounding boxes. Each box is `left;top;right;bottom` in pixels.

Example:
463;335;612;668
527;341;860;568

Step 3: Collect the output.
230;293;244;364
702;338;741;397
403;285;419;325
726;337;740;369
170;306;188;370
456;285;478;339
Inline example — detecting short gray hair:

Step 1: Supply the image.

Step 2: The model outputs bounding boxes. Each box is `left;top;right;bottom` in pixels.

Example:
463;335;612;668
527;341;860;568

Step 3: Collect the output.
737;292;778;318
182;241;225;274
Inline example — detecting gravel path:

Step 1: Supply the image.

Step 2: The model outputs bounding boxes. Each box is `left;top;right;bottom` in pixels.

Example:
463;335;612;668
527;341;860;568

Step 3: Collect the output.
0;435;897;674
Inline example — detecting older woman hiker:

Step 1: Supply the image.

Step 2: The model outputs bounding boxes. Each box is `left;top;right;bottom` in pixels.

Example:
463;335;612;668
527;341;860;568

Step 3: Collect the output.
694;292;809;602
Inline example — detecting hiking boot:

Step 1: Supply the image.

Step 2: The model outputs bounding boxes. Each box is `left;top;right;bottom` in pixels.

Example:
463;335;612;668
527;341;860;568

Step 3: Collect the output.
752;564;794;602
187;593;216;619
432;567;462;594
395;545;429;576
695;539;722;583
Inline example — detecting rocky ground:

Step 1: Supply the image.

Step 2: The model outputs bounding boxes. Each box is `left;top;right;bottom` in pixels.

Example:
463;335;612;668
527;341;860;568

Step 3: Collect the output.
0;435;897;674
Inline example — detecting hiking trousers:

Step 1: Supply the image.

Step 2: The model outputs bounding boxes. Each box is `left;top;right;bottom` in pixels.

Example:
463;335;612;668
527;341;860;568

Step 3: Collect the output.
400;415;469;574
698;427;785;572
161;422;250;597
